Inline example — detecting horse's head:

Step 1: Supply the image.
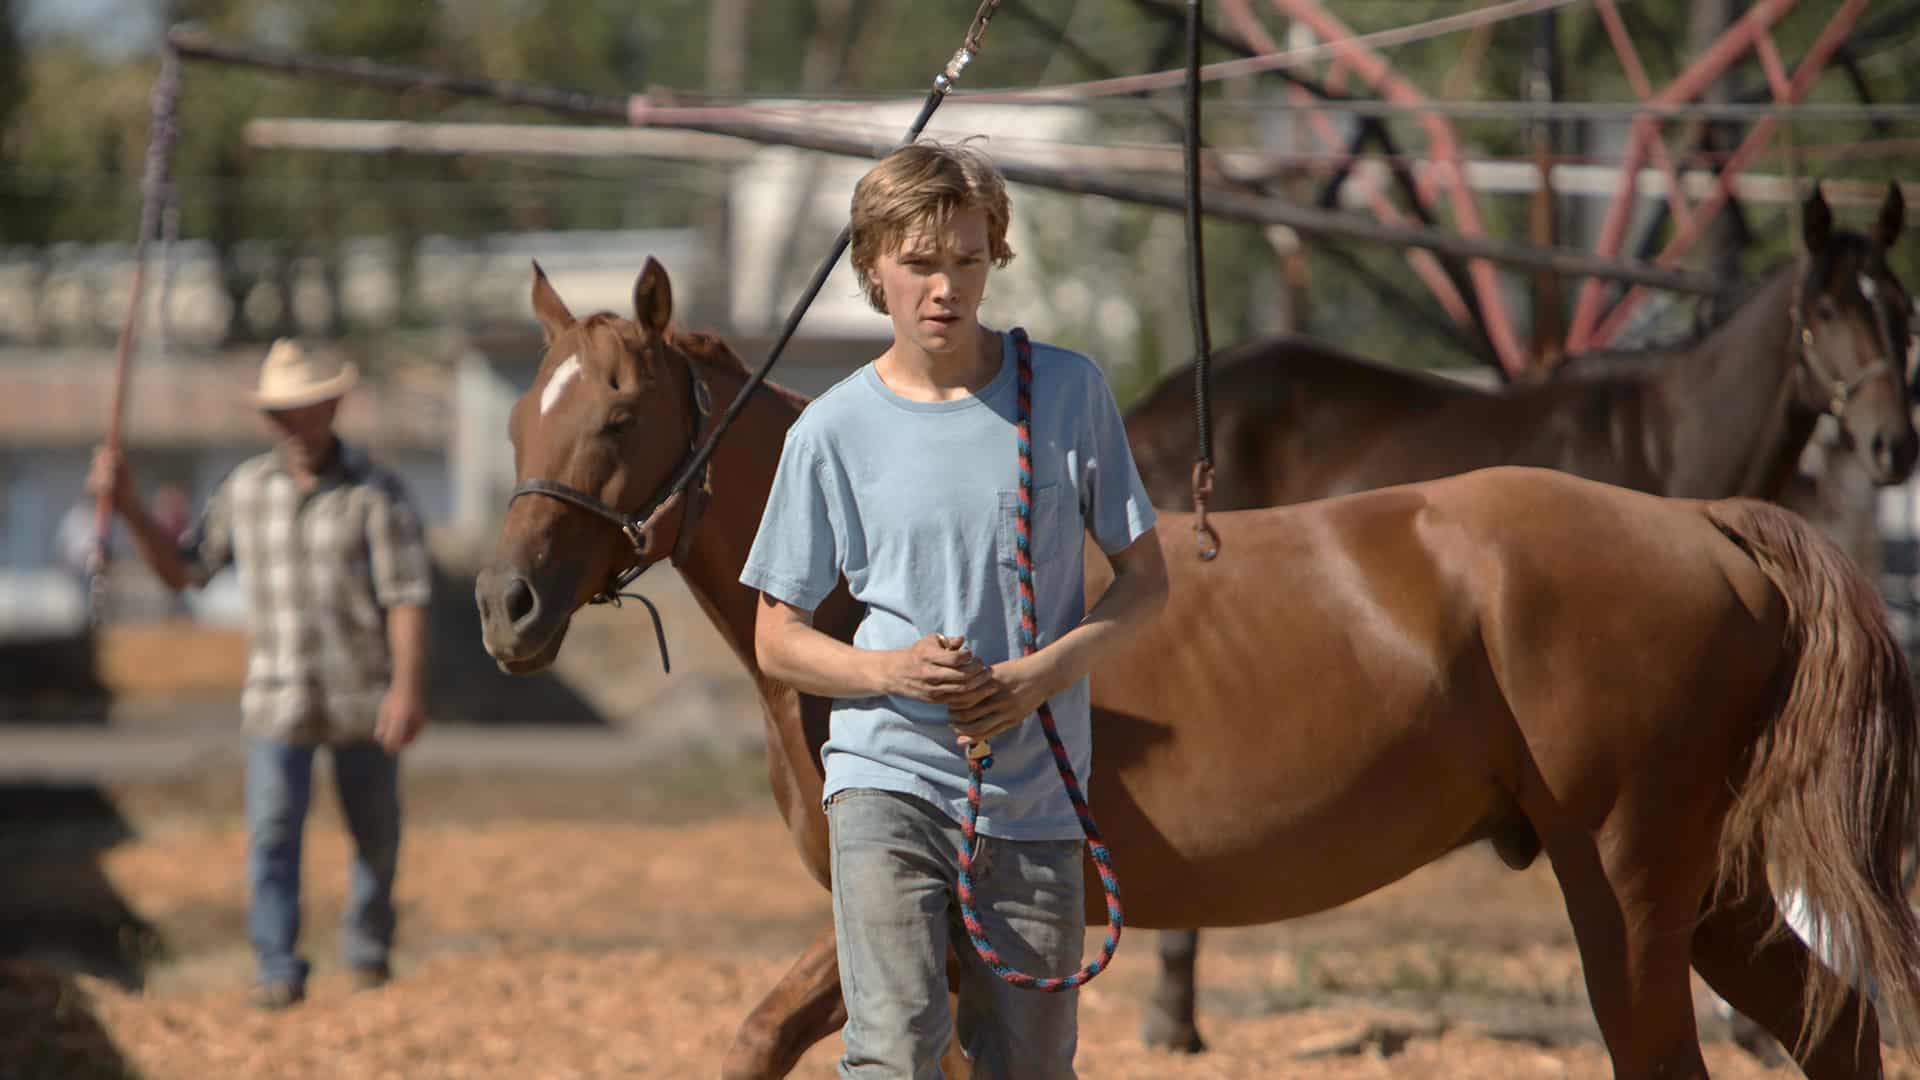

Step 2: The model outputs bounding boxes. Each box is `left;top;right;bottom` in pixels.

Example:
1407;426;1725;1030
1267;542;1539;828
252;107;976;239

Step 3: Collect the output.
1794;182;1917;485
476;257;709;673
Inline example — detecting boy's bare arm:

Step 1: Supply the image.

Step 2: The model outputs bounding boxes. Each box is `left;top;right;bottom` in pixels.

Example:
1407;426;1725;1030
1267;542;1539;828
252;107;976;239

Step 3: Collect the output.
948;527;1169;746
753;593;992;704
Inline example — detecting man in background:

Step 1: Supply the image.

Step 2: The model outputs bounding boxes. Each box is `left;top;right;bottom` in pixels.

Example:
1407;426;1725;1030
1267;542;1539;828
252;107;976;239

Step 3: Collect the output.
88;338;433;1009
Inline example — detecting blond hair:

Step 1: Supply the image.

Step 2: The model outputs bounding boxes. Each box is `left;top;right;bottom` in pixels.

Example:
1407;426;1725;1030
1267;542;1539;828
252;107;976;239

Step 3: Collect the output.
849;142;1015;314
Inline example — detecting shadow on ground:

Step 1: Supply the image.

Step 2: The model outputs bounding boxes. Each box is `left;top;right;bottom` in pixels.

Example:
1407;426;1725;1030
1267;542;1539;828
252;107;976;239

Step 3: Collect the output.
0;783;151;1079
0;631;110;726
0;784;157;986
1;556;614;729
0;960;136;1080
423;561;610;726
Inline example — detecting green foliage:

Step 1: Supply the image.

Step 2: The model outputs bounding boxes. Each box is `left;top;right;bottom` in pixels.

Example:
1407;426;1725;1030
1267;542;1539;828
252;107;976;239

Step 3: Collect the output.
0;0;19;135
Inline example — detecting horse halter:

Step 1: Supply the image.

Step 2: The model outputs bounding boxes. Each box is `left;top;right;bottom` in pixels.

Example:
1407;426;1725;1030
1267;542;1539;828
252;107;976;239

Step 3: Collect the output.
1791;282;1902;422
506;351;715;667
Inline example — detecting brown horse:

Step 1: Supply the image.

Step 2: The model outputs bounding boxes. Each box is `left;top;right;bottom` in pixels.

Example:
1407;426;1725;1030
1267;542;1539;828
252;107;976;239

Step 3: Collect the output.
476;259;1920;1079
1129;185;1914;507
1122;185;1917;1052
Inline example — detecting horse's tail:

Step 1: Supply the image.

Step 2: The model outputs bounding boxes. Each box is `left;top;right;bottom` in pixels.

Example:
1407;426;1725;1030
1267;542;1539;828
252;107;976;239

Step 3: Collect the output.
1706;496;1920;1049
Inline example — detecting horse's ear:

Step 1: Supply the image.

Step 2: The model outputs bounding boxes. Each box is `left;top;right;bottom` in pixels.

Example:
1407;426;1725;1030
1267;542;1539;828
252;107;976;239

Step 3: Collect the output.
634;257;673;338
1876;181;1905;251
1803;183;1833;254
531;260;574;344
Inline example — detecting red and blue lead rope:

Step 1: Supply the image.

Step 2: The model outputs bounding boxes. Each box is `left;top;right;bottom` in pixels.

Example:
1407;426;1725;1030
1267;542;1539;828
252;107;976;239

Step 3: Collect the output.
954;327;1122;992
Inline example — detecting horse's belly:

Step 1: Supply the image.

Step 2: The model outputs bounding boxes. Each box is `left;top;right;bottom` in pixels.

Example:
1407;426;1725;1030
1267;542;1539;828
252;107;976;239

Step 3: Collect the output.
1095;713;1500;928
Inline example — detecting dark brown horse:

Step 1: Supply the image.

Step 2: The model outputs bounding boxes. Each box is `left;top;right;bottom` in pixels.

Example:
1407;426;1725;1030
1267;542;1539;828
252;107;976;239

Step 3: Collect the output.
478;258;1920;1079
1130;186;1913;509
1123;185;1917;1053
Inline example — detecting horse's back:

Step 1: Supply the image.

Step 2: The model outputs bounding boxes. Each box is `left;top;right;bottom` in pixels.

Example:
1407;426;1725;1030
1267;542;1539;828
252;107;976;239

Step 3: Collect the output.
1424;466;1780;631
1420;467;1789;825
1125;336;1489;510
1111;467;1783;833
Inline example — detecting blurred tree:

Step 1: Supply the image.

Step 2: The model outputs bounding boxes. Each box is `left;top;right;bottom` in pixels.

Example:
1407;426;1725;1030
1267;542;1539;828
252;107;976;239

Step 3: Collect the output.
0;0;22;206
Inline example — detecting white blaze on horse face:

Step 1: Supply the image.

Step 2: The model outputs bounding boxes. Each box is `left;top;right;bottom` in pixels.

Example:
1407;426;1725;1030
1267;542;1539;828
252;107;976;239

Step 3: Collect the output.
540;354;581;416
1861;273;1880;305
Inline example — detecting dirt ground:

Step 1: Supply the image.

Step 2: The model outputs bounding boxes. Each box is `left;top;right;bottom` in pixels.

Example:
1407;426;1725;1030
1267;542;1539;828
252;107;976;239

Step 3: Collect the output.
7;753;1915;1080
7;581;1915;1078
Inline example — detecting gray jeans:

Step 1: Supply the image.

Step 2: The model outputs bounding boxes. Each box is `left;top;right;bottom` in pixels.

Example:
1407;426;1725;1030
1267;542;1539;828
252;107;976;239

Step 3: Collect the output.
829;788;1086;1079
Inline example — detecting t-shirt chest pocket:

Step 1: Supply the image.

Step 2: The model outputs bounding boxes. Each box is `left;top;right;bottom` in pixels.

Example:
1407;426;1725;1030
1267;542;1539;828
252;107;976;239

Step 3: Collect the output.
998;482;1077;570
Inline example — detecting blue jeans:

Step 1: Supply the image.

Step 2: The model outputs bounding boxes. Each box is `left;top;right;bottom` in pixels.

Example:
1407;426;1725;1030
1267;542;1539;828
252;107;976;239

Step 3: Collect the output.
246;737;400;988
829;788;1085;1079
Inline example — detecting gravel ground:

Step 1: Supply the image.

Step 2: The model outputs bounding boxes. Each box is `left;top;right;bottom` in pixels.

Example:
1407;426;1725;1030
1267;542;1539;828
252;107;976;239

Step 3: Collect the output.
7;762;1903;1079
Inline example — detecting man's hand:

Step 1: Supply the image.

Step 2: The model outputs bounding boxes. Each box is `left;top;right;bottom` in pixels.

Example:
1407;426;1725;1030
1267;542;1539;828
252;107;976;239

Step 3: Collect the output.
947;653;1058;751
86;446;133;512
886;633;992;705
375;684;429;754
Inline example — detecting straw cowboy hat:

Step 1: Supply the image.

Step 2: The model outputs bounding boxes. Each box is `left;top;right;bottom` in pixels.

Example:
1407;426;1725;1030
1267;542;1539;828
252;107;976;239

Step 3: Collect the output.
253;338;358;409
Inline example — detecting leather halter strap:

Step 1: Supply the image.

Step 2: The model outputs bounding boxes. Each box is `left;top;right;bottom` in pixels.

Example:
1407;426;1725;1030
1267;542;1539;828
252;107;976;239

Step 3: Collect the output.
1791;280;1902;421
506;351;715;668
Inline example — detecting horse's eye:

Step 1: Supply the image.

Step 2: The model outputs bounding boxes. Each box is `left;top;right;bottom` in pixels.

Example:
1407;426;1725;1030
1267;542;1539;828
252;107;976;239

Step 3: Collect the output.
1816;298;1838;320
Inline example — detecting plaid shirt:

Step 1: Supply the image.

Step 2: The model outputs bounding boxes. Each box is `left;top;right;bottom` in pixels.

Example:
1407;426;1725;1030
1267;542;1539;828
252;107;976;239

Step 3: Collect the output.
182;441;432;743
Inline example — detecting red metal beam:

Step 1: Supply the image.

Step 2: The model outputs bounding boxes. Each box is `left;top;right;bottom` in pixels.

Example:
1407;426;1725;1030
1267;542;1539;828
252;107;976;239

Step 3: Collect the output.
1566;0;1801;351
1217;0;1475;329
1268;0;1527;376
1594;0;1698;236
1589;0;1869;346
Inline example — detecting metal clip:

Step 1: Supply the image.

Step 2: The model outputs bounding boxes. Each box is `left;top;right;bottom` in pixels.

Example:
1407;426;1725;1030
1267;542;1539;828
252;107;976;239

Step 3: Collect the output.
1191;461;1220;562
942;48;974;86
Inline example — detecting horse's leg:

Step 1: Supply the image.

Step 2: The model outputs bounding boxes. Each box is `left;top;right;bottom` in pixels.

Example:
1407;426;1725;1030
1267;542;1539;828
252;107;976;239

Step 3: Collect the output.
722;920;972;1080
722;921;845;1080
940;992;972;1079
1690;861;1884;1080
941;950;972;1079
1545;824;1713;1079
1139;929;1206;1053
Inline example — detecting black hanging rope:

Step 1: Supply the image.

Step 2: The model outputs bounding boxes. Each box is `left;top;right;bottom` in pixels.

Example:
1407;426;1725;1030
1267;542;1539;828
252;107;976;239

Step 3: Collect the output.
1184;0;1219;561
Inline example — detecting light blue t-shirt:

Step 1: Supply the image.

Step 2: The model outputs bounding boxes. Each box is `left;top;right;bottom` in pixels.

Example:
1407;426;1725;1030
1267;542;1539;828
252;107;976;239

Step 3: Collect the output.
739;330;1157;840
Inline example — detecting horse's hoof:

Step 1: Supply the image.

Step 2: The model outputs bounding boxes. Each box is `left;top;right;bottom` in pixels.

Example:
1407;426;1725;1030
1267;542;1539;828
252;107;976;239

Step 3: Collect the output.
1139;1013;1207;1054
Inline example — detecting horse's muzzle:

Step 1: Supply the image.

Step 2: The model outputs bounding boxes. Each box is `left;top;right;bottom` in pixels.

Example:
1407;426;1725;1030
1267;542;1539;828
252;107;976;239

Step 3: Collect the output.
475;564;571;672
1872;427;1920;485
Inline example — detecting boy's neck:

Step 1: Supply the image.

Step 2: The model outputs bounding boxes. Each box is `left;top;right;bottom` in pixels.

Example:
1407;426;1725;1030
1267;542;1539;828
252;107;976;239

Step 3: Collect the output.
877;324;1002;403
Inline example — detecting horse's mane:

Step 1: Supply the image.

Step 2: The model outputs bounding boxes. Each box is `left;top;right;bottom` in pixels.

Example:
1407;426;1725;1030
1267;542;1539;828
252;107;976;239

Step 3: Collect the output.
1557;232;1885;380
1134;332;1490;414
672;327;748;373
564;313;807;407
1552;259;1796;378
671;324;814;411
